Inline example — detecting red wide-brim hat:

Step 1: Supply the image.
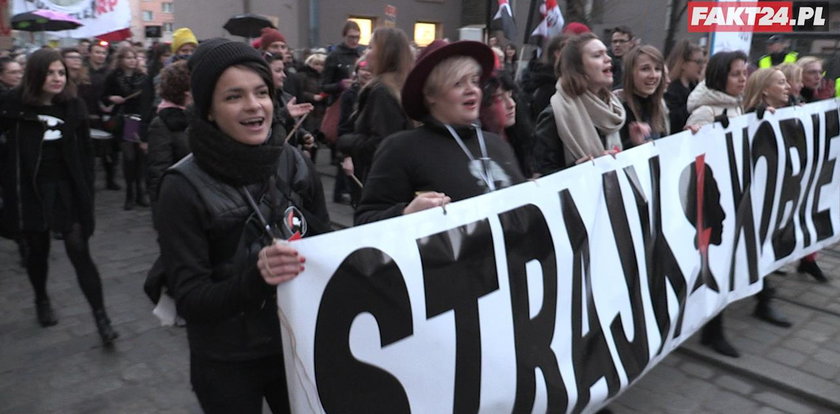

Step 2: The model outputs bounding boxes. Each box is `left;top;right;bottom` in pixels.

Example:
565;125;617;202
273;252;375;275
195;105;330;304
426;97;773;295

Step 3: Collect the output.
401;40;495;121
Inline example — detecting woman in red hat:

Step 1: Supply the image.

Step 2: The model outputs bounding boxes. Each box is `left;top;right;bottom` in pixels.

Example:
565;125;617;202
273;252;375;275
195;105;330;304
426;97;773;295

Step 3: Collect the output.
354;40;525;225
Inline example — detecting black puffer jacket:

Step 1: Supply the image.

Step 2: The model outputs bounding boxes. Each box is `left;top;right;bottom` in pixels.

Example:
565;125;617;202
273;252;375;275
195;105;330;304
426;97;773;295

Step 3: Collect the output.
0;89;94;239
155;121;329;361
146;106;190;202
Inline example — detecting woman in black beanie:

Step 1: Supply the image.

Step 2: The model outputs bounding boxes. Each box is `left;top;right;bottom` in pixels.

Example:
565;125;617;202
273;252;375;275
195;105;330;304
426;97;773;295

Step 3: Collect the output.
155;38;329;413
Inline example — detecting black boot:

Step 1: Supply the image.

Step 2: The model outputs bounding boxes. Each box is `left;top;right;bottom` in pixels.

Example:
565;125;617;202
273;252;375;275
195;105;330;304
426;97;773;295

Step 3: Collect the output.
700;315;739;358
798;259;827;283
753;301;792;327
104;159;121;190
93;310;118;346
135;182;149;207
17;238;28;268
754;283;792;327
36;299;58;327
124;184;135;211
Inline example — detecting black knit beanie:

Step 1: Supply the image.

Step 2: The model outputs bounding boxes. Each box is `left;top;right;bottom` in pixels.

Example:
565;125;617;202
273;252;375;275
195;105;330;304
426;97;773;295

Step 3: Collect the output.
188;38;273;121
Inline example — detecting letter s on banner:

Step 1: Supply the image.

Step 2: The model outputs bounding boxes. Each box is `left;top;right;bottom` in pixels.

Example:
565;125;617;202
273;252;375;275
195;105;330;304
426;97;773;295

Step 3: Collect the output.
314;248;413;413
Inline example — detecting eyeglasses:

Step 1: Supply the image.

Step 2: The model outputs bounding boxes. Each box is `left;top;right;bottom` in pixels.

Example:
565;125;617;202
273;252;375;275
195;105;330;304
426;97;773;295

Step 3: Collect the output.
612;38;631;44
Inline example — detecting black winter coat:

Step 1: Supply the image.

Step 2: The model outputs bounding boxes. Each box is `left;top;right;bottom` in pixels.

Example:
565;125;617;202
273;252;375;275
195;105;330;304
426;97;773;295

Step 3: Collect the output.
520;61;556;122
321;43;363;103
533;107;570;175
298;66;326;133
664;80;696;133
339;81;412;185
102;68;147;115
146;106;189;202
355;118;525;225
155;122;329;361
0;90;95;238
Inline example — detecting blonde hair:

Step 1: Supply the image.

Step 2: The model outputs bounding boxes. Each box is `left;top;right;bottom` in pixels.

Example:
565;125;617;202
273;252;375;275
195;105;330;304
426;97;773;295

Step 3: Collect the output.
777;63;802;87
743;68;783;111
305;53;326;67
423;56;481;105
797;56;823;70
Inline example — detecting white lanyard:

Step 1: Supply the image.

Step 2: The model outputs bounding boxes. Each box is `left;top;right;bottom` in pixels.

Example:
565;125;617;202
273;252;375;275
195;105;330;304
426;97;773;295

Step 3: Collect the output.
444;124;496;191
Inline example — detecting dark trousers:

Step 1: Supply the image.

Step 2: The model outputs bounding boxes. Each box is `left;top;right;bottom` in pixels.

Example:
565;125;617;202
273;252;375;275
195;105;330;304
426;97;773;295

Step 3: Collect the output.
22;223;104;311
190;353;291;414
121;141;146;199
93;138;117;185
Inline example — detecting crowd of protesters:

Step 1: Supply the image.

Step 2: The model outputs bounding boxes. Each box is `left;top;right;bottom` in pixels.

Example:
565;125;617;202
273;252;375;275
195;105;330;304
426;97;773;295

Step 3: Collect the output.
1;20;839;413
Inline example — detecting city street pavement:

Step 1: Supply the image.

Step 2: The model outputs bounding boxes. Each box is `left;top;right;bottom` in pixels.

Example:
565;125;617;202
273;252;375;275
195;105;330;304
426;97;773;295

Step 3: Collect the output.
1;149;839;413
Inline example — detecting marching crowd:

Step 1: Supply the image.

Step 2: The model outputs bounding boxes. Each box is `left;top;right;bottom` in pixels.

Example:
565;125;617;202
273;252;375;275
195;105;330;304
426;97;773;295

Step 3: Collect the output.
1;19;838;413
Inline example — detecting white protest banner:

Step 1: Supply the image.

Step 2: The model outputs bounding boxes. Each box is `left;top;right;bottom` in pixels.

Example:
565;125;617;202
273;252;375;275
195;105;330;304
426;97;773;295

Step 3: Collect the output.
277;99;840;413
12;0;130;39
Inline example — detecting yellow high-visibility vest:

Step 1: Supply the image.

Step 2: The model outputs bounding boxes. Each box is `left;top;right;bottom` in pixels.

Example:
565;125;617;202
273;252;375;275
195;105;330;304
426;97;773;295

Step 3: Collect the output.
835;78;840;98
758;52;799;68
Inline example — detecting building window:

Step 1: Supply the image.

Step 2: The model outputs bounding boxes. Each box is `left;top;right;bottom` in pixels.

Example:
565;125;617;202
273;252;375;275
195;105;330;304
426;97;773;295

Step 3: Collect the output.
348;17;375;46
414;22;439;47
162;2;173;13
143;11;153;21
163;22;174;33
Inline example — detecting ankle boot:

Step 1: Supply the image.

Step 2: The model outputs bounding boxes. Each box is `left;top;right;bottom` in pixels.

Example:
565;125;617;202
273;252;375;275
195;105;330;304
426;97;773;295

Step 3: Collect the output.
753;301;792;328
124;184;135;211
798;259;827;283
93;310;118;346
36;299;58;327
700;316;739;358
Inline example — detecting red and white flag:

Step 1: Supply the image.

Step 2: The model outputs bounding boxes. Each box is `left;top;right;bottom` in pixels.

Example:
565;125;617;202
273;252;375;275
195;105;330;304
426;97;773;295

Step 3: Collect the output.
530;0;565;44
492;0;518;41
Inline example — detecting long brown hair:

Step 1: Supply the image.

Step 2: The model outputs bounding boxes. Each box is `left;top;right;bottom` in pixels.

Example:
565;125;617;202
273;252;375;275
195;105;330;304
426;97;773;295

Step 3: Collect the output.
22;49;76;105
110;45;136;72
367;27;413;98
559;33;606;98
623;45;667;134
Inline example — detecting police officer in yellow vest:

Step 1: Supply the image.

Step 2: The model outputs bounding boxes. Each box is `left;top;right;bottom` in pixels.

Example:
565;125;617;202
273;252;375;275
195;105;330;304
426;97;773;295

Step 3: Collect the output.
758;35;798;69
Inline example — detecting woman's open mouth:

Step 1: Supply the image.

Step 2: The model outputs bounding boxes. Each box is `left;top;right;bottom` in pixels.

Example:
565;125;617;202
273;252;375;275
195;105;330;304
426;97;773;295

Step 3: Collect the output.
240;117;265;131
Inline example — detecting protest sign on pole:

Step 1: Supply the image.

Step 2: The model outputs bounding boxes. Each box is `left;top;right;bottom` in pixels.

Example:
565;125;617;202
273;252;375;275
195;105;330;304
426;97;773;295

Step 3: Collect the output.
277;99;840;413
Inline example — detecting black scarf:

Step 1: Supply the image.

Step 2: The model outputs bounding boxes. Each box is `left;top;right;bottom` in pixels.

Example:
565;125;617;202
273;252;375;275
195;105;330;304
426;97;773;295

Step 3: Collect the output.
188;117;284;187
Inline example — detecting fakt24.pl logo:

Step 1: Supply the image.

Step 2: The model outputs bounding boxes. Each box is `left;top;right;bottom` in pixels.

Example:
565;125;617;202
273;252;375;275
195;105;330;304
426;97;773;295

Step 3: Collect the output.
688;1;829;32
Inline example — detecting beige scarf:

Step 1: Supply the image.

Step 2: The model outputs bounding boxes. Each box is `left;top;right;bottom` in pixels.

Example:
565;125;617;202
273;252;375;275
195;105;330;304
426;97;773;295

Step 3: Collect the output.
550;79;626;163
